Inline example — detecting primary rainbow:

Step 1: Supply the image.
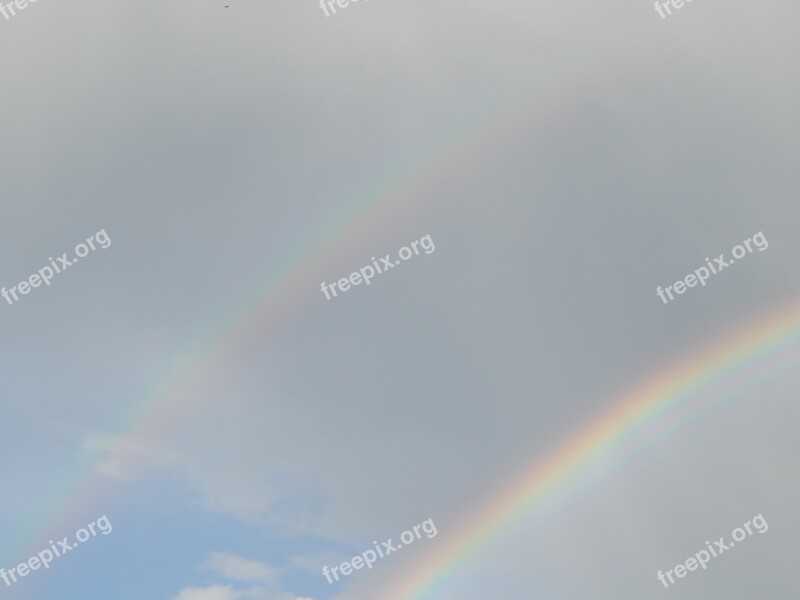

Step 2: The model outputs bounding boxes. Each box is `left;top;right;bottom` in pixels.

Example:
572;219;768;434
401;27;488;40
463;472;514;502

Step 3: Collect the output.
9;74;794;600
376;300;800;600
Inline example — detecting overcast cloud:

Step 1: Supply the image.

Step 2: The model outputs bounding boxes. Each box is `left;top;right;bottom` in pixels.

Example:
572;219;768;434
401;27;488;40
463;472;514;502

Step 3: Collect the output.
2;1;799;599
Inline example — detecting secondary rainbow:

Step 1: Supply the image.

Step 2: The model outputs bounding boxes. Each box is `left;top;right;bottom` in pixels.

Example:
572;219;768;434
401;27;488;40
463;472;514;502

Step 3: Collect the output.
10;82;571;576
10;77;792;600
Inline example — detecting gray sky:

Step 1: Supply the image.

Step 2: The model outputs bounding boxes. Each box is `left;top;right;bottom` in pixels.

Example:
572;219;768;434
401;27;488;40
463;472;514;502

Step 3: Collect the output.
1;1;799;599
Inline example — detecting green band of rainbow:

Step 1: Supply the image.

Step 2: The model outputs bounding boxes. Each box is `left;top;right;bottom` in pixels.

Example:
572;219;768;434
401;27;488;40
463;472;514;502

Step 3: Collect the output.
377;300;800;600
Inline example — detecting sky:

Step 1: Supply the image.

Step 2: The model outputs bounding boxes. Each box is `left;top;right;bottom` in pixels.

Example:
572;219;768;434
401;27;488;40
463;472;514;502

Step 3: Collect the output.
1;1;800;599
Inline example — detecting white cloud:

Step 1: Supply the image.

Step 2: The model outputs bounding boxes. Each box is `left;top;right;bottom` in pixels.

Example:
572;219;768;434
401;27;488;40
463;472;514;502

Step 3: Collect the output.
172;553;314;600
288;552;343;575
201;552;280;585
84;431;179;481
171;586;313;600
172;586;241;600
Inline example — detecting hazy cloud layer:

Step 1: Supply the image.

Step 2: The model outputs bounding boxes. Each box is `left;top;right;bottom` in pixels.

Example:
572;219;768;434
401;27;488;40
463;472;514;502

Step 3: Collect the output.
1;1;799;599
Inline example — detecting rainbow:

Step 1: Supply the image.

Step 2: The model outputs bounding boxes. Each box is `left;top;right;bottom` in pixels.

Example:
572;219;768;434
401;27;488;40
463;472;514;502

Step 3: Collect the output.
7;76;793;600
374;301;800;600
9;81;567;577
